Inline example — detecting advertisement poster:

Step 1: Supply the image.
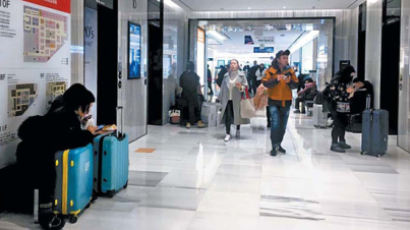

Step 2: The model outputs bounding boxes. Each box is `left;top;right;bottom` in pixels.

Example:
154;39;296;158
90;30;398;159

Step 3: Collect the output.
0;0;71;169
84;7;98;121
128;22;141;79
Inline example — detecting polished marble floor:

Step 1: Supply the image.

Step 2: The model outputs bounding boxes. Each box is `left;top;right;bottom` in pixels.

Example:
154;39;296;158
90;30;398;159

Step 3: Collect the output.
1;113;410;230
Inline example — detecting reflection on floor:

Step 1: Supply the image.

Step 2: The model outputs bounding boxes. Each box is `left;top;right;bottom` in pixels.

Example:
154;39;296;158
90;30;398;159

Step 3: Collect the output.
1;113;410;230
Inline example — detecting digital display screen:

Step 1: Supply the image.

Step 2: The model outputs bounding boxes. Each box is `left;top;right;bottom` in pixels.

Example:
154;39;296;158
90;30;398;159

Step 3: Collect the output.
128;22;141;79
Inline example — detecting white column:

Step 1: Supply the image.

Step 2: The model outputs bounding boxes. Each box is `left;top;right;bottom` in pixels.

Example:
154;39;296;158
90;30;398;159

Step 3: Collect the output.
365;0;383;108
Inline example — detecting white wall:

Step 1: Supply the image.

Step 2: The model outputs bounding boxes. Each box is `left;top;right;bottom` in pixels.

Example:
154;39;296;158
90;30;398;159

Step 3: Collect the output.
118;0;149;141
399;0;410;152
365;0;383;109
162;2;189;124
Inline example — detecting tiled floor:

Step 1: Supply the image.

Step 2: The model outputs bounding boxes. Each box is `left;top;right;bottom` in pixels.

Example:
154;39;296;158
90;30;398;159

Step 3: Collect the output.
1;113;410;229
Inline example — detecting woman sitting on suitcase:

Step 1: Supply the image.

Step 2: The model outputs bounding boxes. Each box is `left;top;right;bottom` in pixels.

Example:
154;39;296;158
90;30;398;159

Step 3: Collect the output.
15;84;98;229
323;65;356;153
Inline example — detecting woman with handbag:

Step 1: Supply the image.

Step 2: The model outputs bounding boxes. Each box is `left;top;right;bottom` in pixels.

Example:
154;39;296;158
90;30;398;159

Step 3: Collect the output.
217;59;250;142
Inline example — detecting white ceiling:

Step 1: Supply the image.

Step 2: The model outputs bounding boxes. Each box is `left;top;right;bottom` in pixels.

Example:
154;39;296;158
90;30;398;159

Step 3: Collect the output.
208;30;303;55
204;19;329;56
178;0;359;11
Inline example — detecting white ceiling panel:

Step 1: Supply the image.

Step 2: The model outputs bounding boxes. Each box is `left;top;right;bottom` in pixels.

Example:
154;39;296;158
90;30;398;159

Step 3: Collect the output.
178;0;359;11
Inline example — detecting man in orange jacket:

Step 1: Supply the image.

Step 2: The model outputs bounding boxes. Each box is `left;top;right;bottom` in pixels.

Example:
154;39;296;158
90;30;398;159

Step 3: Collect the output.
262;50;298;156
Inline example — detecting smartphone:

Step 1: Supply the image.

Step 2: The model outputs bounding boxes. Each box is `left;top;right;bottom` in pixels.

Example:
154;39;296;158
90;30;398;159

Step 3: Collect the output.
95;125;105;132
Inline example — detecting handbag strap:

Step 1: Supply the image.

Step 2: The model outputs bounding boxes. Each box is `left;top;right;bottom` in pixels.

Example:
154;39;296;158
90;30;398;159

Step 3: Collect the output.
242;87;251;100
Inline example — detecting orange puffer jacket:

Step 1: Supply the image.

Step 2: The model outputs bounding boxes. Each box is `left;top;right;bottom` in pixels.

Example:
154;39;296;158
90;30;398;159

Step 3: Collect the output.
262;65;298;107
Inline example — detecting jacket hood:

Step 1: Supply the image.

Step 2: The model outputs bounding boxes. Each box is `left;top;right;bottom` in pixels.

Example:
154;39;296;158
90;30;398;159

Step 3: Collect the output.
336;65;356;84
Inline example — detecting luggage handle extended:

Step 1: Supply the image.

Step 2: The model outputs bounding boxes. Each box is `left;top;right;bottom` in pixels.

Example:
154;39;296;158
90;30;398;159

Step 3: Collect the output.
365;94;373;121
117;106;124;138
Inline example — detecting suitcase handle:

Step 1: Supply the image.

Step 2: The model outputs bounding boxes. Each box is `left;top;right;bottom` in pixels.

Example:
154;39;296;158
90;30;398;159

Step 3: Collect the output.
117;106;124;138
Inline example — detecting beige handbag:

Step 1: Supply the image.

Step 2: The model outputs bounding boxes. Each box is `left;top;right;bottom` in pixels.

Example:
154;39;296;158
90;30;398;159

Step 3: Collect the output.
240;87;256;118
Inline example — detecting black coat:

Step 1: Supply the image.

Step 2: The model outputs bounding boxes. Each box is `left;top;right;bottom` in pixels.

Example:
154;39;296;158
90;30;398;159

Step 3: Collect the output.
8;109;95;212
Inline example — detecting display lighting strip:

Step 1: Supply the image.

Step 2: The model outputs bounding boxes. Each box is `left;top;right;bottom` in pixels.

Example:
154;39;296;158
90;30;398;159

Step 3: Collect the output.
288;30;319;54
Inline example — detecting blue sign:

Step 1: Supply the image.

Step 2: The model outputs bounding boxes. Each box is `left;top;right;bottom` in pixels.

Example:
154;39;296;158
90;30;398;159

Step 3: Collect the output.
128;22;141;79
253;47;274;53
244;35;254;45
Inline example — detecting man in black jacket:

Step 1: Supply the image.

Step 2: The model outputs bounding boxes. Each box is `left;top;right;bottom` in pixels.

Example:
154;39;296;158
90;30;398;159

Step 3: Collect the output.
248;61;259;95
179;62;205;129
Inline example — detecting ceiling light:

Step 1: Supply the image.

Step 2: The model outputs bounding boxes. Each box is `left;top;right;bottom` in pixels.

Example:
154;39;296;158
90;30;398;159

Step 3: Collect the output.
283;6;287;9
247;7;252;10
164;0;180;9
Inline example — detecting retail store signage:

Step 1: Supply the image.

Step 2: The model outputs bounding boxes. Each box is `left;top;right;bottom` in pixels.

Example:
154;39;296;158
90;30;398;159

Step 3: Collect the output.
23;0;70;13
254;47;274;53
256;36;274;43
0;0;10;8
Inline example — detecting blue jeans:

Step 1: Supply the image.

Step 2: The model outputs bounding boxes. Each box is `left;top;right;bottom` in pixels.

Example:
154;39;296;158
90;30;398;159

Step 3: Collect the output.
269;105;291;148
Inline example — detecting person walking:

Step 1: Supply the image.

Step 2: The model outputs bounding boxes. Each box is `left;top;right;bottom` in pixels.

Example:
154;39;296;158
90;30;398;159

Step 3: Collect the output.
207;64;214;98
262;50;298;156
323;65;356;152
248;61;259;95
179;61;205;129
218;59;250;142
255;63;266;87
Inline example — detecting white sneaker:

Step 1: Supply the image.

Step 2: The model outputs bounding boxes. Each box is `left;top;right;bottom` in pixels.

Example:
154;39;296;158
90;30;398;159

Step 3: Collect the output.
224;134;231;142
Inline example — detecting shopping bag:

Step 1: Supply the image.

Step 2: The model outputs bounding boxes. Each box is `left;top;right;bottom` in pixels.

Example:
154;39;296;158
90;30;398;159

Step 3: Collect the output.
240;87;256;118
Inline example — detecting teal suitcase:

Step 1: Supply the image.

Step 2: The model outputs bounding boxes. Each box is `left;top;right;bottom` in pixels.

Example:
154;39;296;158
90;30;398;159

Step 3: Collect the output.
54;144;93;223
93;133;129;197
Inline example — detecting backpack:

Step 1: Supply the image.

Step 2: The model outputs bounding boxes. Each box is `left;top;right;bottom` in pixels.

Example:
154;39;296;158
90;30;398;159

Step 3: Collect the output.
313;91;326;105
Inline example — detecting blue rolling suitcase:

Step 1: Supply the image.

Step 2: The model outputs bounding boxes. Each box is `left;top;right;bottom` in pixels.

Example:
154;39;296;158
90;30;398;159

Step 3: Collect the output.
93;132;129;197
93;107;129;197
54;144;93;223
361;109;389;157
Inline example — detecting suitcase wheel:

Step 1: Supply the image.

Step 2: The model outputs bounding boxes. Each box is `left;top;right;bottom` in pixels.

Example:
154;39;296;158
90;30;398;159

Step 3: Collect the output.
69;215;78;224
106;190;115;198
123;180;128;189
360;151;364;155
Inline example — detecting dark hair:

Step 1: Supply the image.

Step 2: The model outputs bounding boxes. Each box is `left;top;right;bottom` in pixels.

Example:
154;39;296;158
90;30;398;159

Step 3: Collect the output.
352;78;363;83
305;78;314;83
337;64;356;83
186;61;195;71
63;83;95;113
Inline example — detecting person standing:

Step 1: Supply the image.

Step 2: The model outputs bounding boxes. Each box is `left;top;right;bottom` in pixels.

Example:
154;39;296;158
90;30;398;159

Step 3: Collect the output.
216;65;228;88
218;59;250;142
323;65;356;152
255;63;266;87
179;61;205;129
262;50;298;156
248;61;259;95
207;65;214;98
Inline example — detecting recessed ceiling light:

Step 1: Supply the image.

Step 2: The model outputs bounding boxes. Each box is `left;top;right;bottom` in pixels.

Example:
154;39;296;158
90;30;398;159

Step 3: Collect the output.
247;7;252;10
283;6;287;9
